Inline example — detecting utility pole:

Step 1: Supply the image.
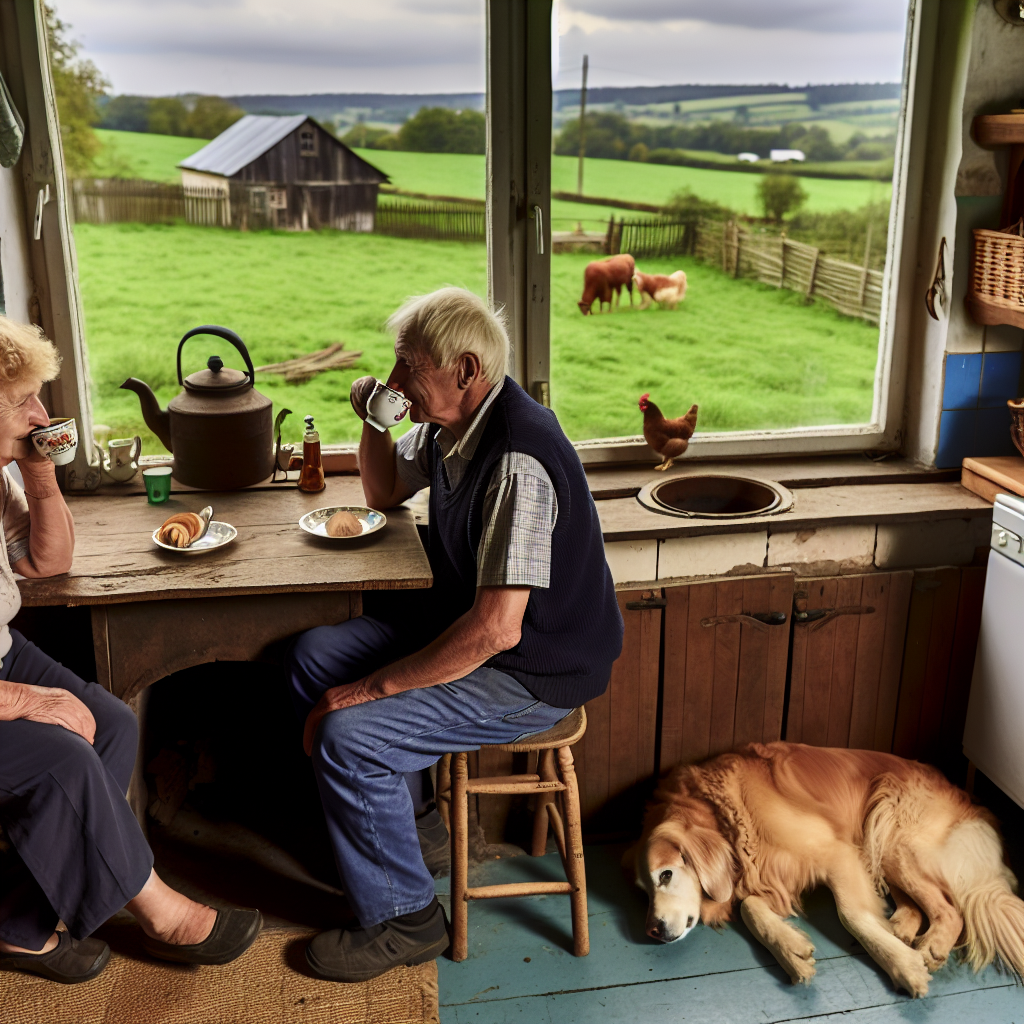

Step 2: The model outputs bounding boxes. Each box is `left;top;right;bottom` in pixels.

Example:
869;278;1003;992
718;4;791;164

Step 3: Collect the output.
576;54;588;197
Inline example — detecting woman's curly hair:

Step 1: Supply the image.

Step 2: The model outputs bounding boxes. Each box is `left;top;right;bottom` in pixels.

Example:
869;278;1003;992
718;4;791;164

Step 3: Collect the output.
0;316;60;389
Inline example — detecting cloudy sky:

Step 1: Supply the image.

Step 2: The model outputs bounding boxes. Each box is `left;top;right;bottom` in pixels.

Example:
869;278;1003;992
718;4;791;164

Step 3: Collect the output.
54;0;910;98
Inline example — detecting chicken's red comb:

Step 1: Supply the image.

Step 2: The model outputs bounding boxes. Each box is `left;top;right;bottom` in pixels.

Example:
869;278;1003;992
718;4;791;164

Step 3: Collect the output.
639;392;650;402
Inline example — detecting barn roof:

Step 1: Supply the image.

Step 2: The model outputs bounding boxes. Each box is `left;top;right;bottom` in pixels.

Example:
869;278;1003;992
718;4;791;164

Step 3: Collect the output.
178;114;309;177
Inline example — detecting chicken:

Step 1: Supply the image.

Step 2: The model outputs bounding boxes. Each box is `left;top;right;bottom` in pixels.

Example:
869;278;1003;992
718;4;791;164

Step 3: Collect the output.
639;393;699;471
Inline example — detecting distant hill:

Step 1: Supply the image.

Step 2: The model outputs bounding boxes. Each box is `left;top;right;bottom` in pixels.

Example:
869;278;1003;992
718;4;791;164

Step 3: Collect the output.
229;83;901;120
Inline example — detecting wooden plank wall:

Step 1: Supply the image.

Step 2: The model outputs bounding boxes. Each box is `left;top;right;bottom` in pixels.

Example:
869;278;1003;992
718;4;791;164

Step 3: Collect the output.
786;572;913;751
892;566;986;775
574;589;662;834
660;573;794;771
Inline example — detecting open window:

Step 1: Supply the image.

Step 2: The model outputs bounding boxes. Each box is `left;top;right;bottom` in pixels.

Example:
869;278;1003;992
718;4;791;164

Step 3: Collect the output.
489;0;944;465
299;126;318;158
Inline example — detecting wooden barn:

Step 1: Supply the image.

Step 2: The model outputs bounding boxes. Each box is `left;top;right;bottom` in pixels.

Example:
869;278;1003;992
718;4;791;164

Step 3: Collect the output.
177;114;389;231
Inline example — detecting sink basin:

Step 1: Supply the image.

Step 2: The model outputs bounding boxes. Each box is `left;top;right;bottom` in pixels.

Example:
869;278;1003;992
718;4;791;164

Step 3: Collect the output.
637;474;793;519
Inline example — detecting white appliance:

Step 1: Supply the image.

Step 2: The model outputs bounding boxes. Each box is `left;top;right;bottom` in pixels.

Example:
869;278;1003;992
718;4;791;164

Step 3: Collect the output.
963;492;1024;809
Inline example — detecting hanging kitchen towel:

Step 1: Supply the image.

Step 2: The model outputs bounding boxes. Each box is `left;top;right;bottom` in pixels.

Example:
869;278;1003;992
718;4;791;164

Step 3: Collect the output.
0;73;24;168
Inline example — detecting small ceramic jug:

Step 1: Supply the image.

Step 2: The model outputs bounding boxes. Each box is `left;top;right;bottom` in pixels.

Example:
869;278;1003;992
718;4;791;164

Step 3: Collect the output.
95;436;142;484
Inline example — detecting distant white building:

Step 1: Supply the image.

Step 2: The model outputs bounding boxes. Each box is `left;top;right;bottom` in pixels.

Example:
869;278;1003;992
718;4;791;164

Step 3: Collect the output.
737;152;760;163
770;149;806;163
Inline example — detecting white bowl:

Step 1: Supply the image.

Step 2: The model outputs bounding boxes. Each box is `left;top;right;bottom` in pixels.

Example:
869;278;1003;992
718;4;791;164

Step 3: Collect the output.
299;506;386;539
152;520;237;553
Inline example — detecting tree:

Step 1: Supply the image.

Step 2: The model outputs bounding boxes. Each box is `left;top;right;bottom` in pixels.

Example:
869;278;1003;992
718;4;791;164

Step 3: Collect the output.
96;95;150;132
185;96;244;140
44;4;108;176
397;107;485;154
757;173;808;223
147;97;188;136
341;124;398;150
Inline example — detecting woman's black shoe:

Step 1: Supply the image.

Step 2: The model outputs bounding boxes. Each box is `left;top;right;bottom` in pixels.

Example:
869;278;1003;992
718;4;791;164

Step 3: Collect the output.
142;907;262;966
0;930;110;984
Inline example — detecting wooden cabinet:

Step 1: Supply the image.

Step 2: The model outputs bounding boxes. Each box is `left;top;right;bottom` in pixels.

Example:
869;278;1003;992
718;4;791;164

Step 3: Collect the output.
574;589;661;833
892;567;986;773
785;572;913;751
660;573;794;770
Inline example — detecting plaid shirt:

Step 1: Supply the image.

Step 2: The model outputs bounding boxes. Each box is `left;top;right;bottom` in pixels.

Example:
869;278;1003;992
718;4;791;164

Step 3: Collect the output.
395;380;558;589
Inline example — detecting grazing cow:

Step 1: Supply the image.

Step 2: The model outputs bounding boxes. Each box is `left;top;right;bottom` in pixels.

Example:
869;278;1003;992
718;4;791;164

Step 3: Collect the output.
633;270;687;311
578;254;636;315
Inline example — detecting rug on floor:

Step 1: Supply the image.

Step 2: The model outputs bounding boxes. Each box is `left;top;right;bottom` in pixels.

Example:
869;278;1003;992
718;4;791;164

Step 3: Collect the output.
0;926;439;1024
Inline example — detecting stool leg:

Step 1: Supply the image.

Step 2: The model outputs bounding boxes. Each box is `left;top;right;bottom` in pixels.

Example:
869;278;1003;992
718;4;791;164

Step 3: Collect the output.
437;753;452;833
557;744;590;957
451;752;470;962
531;749;556;857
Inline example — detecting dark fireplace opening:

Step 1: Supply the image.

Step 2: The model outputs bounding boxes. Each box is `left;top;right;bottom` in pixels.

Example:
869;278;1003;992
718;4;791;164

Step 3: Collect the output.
141;662;353;931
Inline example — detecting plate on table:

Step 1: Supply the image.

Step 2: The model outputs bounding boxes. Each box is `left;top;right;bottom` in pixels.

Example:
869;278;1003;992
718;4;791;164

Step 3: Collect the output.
299;506;386;540
152;520;238;553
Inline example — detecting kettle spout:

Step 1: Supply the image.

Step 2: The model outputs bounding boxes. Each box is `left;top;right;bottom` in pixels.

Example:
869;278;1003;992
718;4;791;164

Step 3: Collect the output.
120;378;172;451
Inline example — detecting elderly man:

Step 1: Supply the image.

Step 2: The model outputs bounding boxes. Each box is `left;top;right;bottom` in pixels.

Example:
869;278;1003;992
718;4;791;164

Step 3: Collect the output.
286;287;623;982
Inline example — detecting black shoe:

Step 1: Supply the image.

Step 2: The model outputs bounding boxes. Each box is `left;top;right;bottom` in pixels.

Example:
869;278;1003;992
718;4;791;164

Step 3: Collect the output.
142;907;262;966
0;930;110;984
417;808;450;879
306;898;450;983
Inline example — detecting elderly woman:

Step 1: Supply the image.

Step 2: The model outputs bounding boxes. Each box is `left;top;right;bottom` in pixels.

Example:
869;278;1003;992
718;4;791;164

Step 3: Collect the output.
0;317;260;984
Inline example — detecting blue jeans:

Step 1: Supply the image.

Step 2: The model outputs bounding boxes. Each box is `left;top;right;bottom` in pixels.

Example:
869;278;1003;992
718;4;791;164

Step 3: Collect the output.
286;615;570;927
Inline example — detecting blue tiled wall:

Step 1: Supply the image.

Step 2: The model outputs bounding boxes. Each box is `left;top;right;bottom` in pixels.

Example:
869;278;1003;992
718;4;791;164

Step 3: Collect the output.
936;351;1023;468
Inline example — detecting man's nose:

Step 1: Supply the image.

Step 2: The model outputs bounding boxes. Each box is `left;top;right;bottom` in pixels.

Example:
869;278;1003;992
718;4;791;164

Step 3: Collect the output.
386;363;405;391
26;397;50;428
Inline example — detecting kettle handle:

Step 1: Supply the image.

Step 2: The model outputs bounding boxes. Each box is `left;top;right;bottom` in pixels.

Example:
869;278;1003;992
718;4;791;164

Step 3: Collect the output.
177;325;256;386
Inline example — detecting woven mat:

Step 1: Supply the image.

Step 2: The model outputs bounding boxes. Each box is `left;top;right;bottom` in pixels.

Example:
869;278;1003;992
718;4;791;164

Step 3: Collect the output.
0;926;439;1024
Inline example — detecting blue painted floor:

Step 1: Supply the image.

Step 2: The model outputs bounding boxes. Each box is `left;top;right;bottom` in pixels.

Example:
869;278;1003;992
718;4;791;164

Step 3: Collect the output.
435;845;1021;1024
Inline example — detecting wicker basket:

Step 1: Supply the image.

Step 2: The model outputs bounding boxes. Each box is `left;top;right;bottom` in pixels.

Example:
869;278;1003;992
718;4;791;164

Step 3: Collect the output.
1010;398;1024;459
966;218;1024;329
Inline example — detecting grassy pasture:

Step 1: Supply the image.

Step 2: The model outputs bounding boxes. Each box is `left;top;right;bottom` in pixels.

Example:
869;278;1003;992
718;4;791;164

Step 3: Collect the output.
74;223;878;450
92;128;205;182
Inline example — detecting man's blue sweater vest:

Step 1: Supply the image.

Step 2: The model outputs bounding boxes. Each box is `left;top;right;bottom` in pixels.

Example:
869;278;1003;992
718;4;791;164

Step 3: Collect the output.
425;377;623;709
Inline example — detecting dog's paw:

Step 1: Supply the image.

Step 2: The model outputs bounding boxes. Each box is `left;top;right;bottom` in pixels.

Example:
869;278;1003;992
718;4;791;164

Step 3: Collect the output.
784;953;817;985
913;935;950;973
889;946;931;998
889;907;922;947
779;929;816;985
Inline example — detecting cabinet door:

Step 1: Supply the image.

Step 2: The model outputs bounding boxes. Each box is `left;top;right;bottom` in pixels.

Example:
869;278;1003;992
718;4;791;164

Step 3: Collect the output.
660;573;794;771
574;588;662;831
893;566;985;771
785;572;912;750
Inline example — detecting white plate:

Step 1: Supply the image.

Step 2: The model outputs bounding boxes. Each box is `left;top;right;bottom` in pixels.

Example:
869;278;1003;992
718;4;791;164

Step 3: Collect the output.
152;520;237;553
299;505;386;539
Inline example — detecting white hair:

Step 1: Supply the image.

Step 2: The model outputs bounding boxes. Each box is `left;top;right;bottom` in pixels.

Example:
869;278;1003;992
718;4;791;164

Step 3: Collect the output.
385;287;509;385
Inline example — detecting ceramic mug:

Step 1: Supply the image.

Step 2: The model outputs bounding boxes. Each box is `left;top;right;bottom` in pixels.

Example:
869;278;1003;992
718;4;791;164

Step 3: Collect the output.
365;380;412;433
29;417;78;466
98;435;142;483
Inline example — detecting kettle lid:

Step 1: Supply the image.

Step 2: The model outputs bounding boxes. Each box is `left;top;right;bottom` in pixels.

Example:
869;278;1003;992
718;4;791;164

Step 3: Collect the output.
184;354;249;392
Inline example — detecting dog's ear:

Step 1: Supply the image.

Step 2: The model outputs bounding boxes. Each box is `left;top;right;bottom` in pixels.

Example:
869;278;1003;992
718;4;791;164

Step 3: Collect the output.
685;826;735;904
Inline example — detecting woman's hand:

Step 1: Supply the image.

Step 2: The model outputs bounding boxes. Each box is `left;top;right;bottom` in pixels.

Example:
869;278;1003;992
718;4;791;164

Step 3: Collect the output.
10;436;47;464
349;376;377;422
0;680;96;744
302;677;378;755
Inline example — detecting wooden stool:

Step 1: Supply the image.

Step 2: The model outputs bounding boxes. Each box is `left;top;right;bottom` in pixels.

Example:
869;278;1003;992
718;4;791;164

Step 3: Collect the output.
441;707;589;962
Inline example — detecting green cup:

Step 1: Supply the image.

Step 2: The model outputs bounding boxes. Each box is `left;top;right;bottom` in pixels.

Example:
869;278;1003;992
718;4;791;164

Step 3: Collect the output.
143;466;172;505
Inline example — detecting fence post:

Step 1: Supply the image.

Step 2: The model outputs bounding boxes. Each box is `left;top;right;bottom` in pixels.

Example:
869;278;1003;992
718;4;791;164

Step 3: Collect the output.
779;234;787;288
733;224;742;279
805;247;820;301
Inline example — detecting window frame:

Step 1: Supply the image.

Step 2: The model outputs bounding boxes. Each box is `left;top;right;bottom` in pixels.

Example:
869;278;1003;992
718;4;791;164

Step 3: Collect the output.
493;0;934;465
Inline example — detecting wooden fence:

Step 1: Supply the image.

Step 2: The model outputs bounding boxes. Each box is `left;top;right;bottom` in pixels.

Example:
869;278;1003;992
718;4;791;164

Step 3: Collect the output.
374;200;485;242
613;216;883;324
72;178;186;224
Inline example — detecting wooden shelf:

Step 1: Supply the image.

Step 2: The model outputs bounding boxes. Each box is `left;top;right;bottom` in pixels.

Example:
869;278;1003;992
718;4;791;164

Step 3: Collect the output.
973;113;1024;147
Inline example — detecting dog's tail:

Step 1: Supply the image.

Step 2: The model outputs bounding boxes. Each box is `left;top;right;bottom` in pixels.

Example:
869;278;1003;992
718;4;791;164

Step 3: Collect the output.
940;818;1024;980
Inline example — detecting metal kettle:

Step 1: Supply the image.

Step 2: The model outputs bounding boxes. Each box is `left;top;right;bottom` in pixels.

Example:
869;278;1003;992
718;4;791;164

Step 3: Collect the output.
120;325;275;490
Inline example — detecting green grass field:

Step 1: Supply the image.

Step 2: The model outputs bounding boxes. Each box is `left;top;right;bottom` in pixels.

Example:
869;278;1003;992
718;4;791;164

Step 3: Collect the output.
86;130;891;222
74;223;878;451
92;128;206;181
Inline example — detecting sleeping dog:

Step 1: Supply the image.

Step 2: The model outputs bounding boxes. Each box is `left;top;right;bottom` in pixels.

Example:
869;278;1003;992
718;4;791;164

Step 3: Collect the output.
628;741;1024;998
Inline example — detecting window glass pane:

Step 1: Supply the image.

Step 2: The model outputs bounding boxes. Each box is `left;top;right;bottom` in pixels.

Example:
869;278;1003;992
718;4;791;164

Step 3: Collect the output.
551;1;909;444
66;1;486;454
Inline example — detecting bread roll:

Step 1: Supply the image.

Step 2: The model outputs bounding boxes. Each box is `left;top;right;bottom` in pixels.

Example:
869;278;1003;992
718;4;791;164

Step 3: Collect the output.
326;510;362;538
158;512;205;548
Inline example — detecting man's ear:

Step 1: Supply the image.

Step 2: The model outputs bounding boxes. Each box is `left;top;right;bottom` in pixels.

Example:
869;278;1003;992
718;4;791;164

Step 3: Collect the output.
457;352;482;389
685;826;735;904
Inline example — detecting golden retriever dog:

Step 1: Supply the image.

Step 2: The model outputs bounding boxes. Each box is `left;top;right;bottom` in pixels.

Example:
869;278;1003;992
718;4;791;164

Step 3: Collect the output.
629;741;1024;998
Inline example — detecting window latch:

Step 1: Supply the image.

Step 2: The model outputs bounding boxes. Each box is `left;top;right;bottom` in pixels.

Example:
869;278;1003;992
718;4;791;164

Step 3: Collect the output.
700;611;787;631
793;605;875;632
531;204;544;255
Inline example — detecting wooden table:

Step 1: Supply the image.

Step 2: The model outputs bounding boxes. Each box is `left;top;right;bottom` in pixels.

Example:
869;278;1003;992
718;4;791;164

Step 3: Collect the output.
17;477;432;704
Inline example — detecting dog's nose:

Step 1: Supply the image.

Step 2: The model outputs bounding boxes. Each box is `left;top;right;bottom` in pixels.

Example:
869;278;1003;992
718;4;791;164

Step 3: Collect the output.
686;916;694;929
647;920;664;940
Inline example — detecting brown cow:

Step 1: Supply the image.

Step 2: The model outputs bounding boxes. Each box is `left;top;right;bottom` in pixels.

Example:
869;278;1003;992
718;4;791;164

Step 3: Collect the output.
578;254;636;314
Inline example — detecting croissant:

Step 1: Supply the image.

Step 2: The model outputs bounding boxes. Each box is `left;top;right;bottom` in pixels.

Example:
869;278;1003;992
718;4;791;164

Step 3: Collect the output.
158;512;205;548
326;510;362;537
